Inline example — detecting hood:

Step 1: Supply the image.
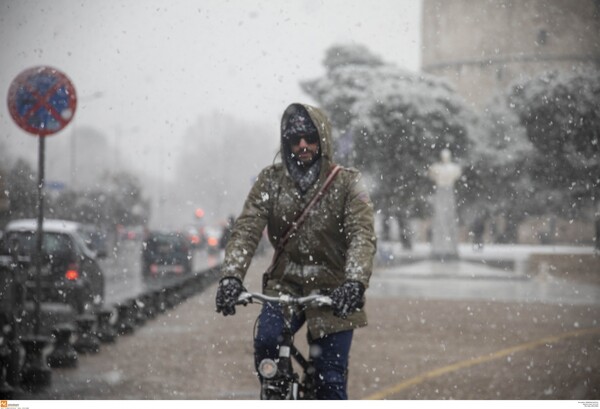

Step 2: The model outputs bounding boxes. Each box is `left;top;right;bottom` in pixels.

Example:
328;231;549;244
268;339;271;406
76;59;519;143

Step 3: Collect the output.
280;103;334;175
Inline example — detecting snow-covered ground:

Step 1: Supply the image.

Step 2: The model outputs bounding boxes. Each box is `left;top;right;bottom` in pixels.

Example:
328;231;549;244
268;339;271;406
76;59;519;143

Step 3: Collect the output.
377;241;596;264
371;241;600;305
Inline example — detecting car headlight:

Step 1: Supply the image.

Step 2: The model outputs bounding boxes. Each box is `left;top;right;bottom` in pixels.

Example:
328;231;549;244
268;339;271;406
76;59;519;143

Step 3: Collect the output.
258;359;278;379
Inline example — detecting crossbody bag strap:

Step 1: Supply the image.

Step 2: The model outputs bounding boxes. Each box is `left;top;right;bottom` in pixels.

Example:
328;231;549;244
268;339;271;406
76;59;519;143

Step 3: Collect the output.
265;164;342;276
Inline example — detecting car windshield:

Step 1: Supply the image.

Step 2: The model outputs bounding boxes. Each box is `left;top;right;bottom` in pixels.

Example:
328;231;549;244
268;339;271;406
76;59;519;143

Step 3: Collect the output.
6;231;75;258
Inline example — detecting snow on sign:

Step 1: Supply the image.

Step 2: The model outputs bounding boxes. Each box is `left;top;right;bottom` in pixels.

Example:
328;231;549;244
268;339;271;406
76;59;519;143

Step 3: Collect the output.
7;66;77;136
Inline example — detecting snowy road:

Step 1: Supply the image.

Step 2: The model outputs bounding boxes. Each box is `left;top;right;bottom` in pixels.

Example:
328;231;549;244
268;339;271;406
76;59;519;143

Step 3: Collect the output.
16;250;600;400
100;240;222;306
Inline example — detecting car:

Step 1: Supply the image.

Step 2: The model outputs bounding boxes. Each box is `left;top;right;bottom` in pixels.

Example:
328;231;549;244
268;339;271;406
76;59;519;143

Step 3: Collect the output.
184;225;205;250
141;231;192;278
2;219;105;313
203;226;223;255
117;224;145;241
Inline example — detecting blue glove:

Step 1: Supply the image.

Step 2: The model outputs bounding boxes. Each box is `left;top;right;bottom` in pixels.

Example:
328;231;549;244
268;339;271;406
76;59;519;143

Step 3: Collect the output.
330;281;365;319
215;277;245;316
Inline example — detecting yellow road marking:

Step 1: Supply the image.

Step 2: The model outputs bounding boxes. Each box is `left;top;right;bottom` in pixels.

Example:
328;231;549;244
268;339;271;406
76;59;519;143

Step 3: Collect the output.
363;327;600;400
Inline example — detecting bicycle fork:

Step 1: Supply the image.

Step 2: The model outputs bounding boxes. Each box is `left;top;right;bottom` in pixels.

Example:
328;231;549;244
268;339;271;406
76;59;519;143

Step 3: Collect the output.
258;325;300;399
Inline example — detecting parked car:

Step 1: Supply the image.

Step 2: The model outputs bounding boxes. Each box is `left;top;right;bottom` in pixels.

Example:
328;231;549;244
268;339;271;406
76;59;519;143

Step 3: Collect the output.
2;219;105;313
141;231;192;278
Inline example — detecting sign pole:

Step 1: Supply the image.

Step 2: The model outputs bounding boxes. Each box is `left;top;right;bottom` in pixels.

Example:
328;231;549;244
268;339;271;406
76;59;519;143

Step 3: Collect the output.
33;135;46;336
7;66;78;338
7;65;77;389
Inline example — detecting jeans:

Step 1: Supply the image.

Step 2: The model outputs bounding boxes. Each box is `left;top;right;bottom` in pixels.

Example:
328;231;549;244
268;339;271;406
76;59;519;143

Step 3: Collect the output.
253;302;353;400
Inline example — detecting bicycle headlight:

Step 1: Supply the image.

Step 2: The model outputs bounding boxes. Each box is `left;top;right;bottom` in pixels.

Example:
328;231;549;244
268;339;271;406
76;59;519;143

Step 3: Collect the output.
258;358;278;379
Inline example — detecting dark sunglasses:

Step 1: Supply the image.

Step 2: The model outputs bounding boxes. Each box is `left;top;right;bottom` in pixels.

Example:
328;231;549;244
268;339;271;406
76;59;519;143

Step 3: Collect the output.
287;133;320;145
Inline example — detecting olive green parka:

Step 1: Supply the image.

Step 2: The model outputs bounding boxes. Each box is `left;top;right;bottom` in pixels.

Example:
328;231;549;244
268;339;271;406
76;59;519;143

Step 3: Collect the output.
221;103;377;339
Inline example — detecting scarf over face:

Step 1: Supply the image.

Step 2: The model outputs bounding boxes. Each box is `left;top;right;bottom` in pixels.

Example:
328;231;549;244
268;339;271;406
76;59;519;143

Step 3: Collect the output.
281;104;322;194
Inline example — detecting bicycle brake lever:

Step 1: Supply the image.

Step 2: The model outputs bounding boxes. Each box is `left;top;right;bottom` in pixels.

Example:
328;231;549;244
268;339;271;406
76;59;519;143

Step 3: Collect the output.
237;292;252;305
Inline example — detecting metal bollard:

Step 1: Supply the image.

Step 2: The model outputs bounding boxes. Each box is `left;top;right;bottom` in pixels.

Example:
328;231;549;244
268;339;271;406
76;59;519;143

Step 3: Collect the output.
95;308;117;343
4;324;22;392
184;276;197;296
172;284;183;306
73;314;101;354
140;293;156;320
173;282;184;302
20;335;52;391
0;336;15;398
193;273;206;293
181;279;194;299
164;287;177;309
154;289;167;314
131;298;146;326
115;302;136;335
47;324;78;368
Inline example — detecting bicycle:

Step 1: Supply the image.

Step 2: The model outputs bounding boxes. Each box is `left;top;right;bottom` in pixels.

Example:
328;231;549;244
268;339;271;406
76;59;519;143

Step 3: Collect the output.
236;291;333;400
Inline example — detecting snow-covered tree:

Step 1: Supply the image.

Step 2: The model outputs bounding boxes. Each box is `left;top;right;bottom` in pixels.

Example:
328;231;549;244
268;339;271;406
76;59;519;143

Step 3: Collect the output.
3;159;38;222
302;44;479;246
461;95;536;243
507;69;600;246
302;44;385;155
49;170;150;232
99;171;150;227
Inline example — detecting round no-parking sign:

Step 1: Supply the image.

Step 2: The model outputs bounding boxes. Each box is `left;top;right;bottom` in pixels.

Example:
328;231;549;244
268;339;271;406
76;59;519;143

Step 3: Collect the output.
7;66;77;136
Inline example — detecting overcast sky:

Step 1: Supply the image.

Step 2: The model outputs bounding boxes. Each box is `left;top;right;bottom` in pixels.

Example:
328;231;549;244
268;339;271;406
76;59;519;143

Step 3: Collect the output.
1;0;422;181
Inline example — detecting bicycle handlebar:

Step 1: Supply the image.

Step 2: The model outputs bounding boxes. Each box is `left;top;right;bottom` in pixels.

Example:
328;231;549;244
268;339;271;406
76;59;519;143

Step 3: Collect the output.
237;291;332;307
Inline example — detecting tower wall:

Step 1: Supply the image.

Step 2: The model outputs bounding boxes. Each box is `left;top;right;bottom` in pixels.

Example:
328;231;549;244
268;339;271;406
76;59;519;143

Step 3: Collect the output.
422;0;600;107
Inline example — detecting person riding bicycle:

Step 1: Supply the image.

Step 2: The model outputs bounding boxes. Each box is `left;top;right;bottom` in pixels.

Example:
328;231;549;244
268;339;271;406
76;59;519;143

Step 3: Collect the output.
215;102;376;400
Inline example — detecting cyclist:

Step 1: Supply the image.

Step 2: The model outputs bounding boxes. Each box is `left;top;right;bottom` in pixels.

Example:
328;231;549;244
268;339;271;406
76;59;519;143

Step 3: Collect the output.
215;102;376;399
